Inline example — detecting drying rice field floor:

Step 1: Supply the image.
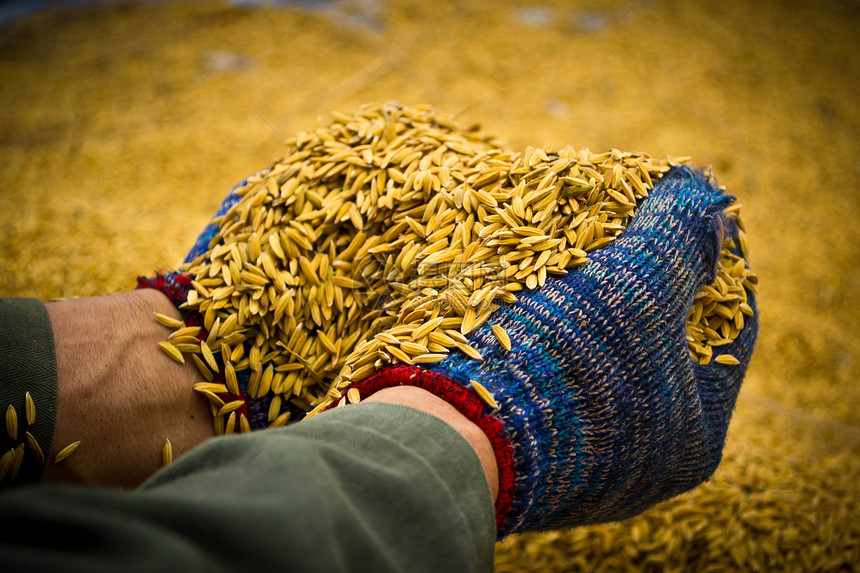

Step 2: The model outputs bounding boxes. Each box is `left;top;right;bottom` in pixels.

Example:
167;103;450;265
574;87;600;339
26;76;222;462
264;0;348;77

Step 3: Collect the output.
0;0;857;570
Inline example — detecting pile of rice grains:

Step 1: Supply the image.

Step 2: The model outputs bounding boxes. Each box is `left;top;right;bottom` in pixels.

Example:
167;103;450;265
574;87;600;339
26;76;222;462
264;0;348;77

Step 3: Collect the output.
152;102;756;442
0;102;757;483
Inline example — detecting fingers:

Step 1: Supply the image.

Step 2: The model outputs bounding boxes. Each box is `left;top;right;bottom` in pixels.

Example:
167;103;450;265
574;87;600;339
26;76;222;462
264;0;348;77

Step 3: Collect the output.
606;166;731;285
570;167;732;333
693;245;758;453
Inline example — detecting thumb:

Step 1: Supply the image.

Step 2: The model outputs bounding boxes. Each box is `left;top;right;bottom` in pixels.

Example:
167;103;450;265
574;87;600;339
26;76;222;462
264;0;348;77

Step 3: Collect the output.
579;166;732;323
692;213;759;460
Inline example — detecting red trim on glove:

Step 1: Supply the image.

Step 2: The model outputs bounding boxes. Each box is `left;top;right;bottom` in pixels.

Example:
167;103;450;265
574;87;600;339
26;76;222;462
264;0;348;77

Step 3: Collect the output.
340;365;515;531
136;273;198;320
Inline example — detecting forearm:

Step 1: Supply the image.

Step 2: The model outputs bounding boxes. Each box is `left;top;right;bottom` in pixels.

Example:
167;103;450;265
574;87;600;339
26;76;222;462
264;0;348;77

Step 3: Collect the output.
43;289;212;487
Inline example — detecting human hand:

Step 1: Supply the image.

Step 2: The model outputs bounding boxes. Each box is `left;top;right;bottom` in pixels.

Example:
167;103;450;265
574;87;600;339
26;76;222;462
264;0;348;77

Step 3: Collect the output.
342;167;759;536
42;289;214;488
135;107;757;530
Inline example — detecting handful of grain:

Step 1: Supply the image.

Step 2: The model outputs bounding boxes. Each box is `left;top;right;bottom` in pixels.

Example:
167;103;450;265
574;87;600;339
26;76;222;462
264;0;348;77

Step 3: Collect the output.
152;102;756;433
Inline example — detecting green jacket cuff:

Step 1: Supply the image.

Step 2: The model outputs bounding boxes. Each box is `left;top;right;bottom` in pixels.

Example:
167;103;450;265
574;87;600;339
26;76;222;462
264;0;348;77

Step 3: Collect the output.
0;298;58;485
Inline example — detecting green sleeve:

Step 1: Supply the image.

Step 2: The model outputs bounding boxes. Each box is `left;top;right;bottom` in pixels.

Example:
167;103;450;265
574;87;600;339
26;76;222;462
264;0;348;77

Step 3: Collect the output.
0;298;58;485
0;403;496;572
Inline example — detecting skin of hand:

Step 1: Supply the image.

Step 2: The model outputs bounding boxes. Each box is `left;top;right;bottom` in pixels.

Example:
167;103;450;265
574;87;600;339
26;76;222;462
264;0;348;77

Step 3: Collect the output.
364;385;499;501
42;288;214;489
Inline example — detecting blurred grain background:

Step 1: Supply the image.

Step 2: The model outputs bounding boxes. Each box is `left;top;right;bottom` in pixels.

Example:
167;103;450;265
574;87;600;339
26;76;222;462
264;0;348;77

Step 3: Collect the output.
0;0;857;570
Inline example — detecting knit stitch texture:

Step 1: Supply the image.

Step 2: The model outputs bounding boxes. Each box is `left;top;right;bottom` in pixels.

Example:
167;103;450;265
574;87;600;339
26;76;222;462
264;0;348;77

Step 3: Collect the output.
351;166;758;537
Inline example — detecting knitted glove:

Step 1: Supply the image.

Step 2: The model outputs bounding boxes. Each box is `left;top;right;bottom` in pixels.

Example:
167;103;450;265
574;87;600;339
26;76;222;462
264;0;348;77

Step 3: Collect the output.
341;166;758;537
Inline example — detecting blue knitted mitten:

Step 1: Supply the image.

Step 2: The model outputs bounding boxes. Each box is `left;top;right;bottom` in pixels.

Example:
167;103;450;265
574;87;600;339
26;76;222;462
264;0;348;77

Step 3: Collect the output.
346;166;758;536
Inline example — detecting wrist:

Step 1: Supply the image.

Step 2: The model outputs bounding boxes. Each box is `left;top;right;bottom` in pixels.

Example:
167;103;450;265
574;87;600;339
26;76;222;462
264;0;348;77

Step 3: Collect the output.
43;289;212;487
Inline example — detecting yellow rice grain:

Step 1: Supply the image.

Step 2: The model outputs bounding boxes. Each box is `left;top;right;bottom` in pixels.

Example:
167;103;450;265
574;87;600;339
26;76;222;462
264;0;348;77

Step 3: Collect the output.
24;430;44;465
5;404;17;440
162;439;173;467
9;443;25;480
53;441;81;464
25;391;35;426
